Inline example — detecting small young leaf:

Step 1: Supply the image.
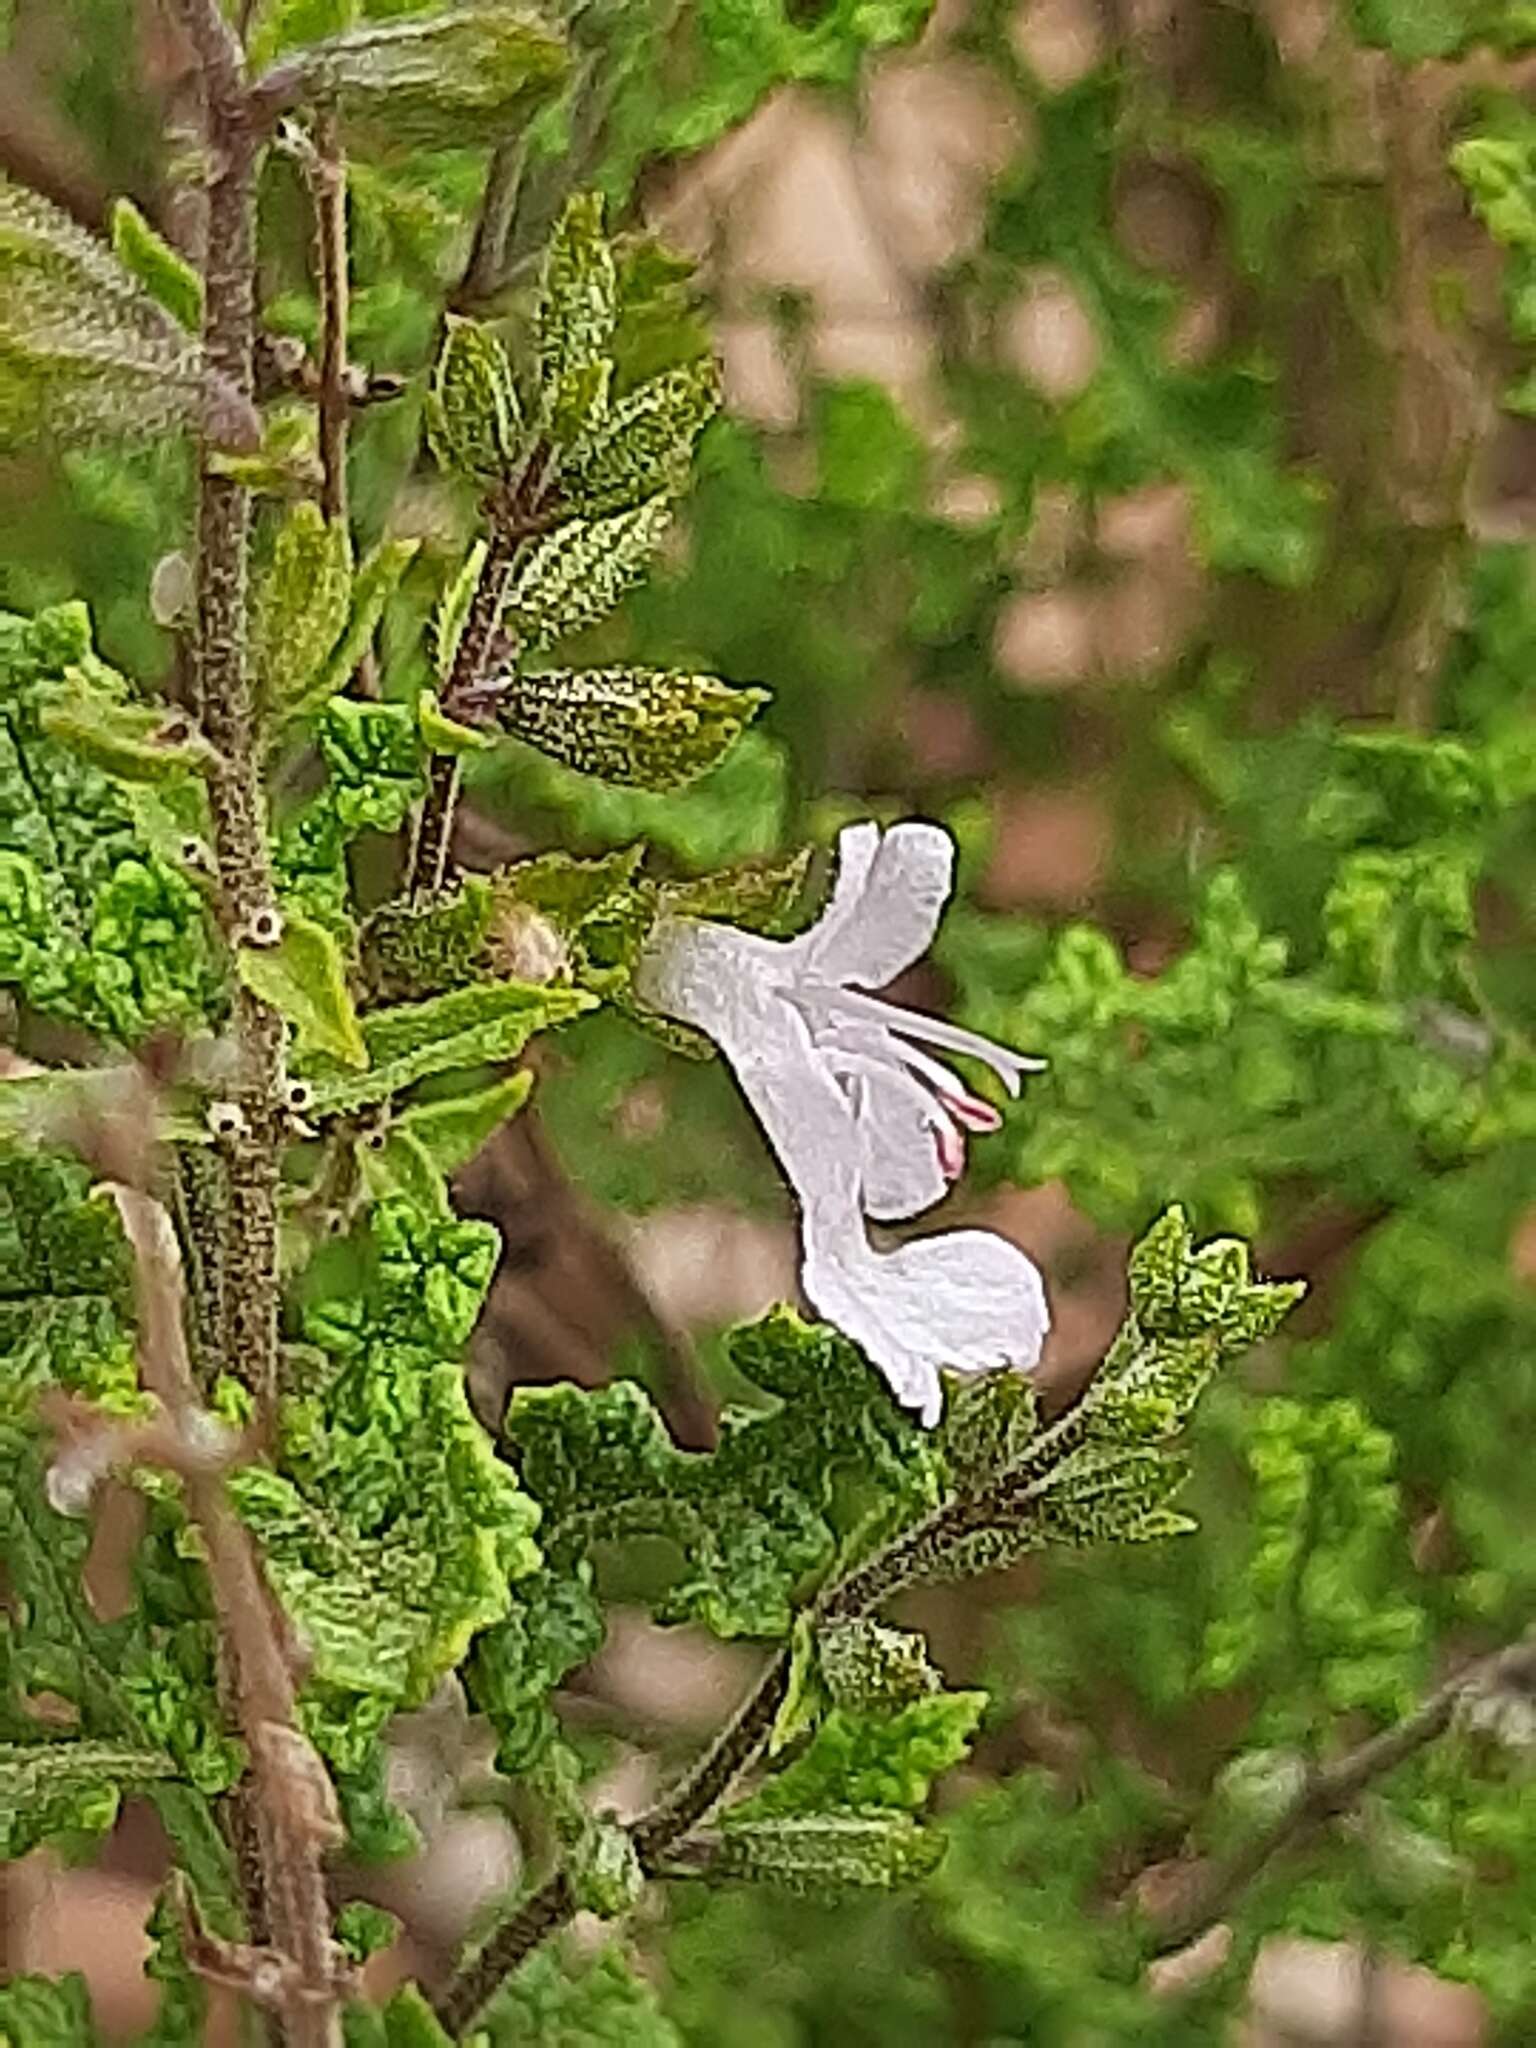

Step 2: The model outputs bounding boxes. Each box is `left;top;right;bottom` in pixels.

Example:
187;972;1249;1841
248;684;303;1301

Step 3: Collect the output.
418;690;494;755
432;540;487;682
236;912;367;1069
254;500;353;711
308;980;593;1114
278;536;420;729
393;1070;532;1174
685;1813;946;1894
424;317;520;484
108;196;202;335
496;666;768;790
108;198;203;333
537;191;618;395
38;686;216;785
561;357;720;516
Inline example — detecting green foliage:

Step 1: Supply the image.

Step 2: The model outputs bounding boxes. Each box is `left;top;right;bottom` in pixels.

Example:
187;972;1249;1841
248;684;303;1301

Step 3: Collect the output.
108;198;203;335
0;180;248;454
237;910;368;1068
496;664;768;789
268;5;571;151
425;318;521;484
475;1943;682;2047
0;603;222;1042
13;4;1536;2041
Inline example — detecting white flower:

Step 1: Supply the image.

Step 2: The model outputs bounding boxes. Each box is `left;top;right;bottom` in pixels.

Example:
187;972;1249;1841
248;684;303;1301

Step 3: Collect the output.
635;820;1049;1425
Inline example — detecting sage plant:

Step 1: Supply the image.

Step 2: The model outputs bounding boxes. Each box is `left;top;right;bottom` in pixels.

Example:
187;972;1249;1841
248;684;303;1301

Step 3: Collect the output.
0;5;1300;2042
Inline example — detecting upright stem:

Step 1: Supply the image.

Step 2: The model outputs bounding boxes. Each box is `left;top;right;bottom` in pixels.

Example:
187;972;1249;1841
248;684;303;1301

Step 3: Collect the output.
171;3;340;2039
405;523;522;902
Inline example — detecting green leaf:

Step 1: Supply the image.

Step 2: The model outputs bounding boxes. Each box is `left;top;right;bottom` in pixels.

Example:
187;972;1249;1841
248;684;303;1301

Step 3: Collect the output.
419;689;494;755
0;605;224;1043
232;1197;542;1761
684;1812;946;1895
360;880;497;1002
336;1899;402;1965
278;536;420;731
497;666;768;790
0;180;254;454
425;318;521;484
818;1620;942;1715
38;681;216;785
267;6;570;150
504;499;672;652
659;847;812;937
537;191;618;396
108;198;203;333
0;1973;97;2046
471;1312;942;1771
394;1070;532;1174
736;1693;986;1822
474;1943;683;2047
247;0;357;70
254;500;353;712
308;980;593;1114
432;540;488;682
561;358;720;517
237;912;367;1069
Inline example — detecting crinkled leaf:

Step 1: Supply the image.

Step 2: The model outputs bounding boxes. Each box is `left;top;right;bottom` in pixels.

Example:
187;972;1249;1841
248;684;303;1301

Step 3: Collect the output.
736;1692;986;1822
470;1310;941;1768
231;1198;542;1764
0;604;223;1042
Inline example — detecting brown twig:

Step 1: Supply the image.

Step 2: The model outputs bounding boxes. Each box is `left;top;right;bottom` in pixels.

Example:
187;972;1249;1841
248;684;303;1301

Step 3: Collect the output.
1149;1639;1536;1953
302;109;350;532
105;1180;349;2045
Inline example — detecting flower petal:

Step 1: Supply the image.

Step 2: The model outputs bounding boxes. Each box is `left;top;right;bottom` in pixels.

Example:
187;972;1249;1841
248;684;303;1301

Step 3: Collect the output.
636;913;866;1226
802;1216;1050;1428
793;820;955;991
825;1048;952;1221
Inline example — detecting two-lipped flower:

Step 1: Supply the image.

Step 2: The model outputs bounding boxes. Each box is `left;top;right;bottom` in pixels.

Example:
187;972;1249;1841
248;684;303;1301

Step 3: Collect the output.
636;820;1049;1425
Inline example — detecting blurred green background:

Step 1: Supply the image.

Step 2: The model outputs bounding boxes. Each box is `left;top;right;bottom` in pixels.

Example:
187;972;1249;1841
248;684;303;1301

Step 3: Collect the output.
5;0;1536;2042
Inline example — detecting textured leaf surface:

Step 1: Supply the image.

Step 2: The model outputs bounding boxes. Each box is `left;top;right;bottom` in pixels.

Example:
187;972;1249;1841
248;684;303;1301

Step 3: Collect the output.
0;605;222;1042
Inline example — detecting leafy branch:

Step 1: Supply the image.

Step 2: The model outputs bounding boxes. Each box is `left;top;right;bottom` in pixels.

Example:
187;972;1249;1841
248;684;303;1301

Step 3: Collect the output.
1147;1636;1536;1955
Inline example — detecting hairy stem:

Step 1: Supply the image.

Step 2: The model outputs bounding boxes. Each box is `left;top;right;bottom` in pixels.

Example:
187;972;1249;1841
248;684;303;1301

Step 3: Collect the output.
405;523;521;902
434;1648;793;2035
171;6;340;2039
